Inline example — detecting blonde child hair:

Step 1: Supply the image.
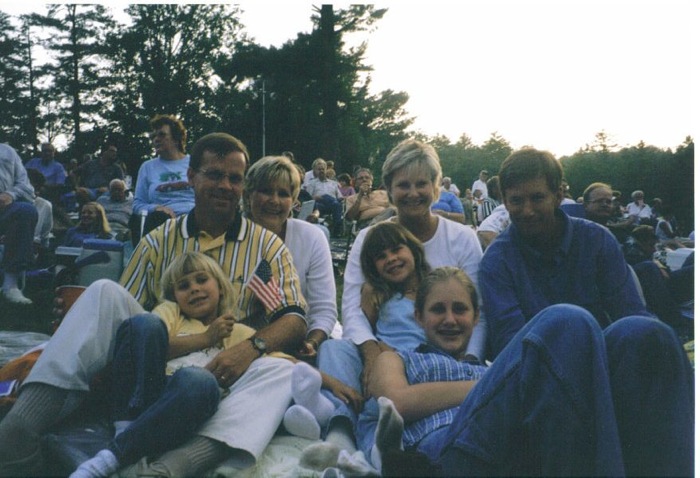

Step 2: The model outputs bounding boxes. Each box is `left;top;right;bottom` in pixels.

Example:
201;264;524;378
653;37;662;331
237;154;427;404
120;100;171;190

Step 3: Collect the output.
160;252;236;318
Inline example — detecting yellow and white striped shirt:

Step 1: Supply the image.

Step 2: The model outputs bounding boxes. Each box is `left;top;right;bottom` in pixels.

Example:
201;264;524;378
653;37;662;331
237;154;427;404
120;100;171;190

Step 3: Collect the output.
120;212;307;330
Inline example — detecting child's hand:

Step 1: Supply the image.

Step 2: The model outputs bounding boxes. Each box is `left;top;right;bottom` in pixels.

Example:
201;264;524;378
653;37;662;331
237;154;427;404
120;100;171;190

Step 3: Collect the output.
327;377;364;415
297;339;319;359
206;314;235;346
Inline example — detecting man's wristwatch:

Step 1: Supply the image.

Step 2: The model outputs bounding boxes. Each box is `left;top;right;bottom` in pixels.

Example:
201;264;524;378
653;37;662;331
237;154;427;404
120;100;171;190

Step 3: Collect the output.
248;336;267;356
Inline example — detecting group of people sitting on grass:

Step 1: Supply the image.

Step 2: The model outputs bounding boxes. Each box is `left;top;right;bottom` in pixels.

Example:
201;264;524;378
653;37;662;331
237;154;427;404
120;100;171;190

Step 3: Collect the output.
0;133;693;477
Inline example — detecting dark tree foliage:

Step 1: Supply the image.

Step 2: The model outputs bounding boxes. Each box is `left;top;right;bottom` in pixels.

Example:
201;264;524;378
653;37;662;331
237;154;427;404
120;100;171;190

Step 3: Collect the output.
98;4;245;175
432;132;513;194
561;137;694;232
26;4;116;159
0;4;691;231
214;5;412;174
432;133;694;233
0;12;38;157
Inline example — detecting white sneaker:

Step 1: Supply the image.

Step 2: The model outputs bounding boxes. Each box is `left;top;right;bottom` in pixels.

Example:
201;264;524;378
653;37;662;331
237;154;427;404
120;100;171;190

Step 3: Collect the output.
2;288;32;305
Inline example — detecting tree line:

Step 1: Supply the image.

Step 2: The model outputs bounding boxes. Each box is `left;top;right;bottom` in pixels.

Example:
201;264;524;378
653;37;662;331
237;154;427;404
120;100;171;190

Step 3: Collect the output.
0;4;693;230
0;5;410;173
432;132;694;233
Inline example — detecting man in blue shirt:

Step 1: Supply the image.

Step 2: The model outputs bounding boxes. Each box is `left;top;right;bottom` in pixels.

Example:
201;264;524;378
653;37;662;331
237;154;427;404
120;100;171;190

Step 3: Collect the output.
480;149;652;358
25;142;68;205
423;148;693;477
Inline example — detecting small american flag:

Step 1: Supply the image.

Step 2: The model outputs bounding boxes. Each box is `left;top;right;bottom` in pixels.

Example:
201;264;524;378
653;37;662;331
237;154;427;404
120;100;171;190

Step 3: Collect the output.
246;260;282;313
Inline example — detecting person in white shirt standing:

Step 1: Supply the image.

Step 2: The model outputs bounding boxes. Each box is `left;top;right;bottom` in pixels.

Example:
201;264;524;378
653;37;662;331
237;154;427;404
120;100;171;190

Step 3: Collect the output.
471;170;489;200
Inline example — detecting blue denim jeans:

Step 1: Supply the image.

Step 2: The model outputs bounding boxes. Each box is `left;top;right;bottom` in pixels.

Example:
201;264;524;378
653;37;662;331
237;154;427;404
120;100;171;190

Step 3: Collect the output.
109;314;220;464
436;304;694;476
314;194;343;233
0;201;37;273
317;339;363;434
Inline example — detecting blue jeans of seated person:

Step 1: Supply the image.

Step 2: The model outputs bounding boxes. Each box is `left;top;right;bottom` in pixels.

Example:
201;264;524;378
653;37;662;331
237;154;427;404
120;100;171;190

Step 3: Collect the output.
110;314;220;465
0;201;38;273
435;304;694;477
317;339;364;435
314;194;343;234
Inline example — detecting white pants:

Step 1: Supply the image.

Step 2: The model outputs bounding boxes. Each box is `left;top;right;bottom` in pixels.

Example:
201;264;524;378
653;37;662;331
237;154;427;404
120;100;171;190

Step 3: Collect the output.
198;357;294;466
24;280;294;465
24;279;144;391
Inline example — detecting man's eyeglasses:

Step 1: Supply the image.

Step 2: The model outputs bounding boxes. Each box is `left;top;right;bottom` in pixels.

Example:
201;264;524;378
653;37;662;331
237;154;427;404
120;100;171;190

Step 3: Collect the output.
587;198;613;206
198;168;243;185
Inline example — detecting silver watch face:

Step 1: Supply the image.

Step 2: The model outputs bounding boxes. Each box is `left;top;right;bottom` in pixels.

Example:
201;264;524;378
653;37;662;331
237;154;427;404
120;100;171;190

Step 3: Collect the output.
252;337;267;353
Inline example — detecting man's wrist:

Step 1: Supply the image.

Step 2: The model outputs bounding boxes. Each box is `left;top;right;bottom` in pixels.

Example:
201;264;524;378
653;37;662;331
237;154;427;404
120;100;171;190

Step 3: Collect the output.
248;336;267;357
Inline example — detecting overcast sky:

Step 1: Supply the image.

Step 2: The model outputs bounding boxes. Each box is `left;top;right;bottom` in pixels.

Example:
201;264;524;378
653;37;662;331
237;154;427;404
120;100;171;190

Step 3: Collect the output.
3;0;695;157
242;0;695;157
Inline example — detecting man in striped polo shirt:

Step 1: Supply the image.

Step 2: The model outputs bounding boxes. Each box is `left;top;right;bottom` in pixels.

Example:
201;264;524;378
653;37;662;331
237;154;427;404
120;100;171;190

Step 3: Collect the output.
0;134;308;476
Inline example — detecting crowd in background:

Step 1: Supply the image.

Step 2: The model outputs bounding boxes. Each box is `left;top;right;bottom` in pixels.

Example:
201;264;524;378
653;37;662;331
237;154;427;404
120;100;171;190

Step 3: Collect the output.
0;117;693;477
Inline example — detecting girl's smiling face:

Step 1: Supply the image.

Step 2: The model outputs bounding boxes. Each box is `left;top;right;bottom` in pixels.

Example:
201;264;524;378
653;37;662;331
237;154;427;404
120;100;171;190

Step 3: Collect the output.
416;278;479;359
173;271;221;323
374;243;416;287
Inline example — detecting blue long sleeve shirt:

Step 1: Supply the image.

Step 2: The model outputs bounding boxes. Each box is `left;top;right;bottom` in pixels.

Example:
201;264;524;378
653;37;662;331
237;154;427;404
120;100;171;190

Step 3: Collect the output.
480;210;651;358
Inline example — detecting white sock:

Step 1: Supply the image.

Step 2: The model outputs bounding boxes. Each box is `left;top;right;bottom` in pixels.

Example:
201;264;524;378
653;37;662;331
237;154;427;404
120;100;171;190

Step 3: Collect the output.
284;404;321;440
113;420;132;438
371;397;404;472
291;362;335;426
299;442;342;471
337;449;380;476
69;449;119;478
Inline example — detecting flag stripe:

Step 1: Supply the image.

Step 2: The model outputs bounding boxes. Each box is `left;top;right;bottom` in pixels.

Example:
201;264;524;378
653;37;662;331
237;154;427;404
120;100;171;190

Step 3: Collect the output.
247;262;282;312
